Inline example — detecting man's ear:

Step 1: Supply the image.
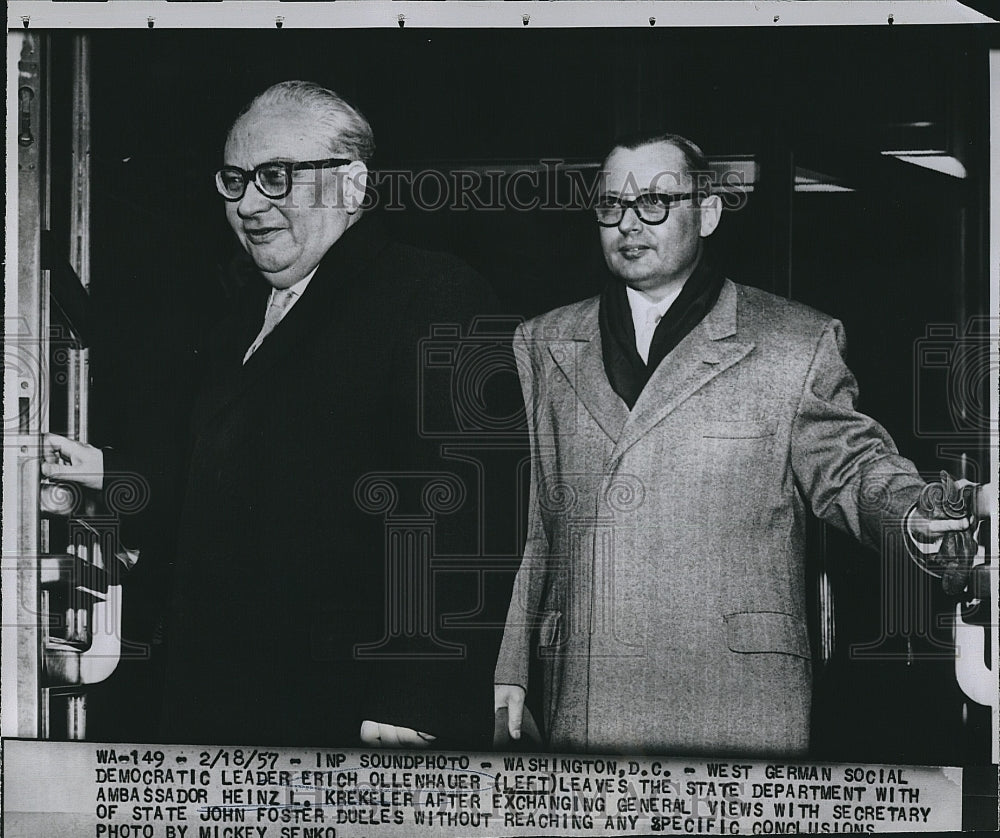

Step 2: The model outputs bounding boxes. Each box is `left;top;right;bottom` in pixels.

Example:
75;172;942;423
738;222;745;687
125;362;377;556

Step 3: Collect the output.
343;161;369;215
698;193;722;238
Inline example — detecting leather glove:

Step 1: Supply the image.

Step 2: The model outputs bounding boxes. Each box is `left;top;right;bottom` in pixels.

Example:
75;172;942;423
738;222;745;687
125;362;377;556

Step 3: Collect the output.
916;471;978;595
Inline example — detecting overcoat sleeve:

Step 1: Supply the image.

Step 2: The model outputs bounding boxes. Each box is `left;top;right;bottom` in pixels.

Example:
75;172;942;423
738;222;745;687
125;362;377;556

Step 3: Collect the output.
790;319;925;550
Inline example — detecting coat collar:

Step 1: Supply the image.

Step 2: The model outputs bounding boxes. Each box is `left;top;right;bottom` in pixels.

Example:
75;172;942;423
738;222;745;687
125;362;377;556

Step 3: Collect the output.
238;216;390;369
547;279;755;458
192;218;391;434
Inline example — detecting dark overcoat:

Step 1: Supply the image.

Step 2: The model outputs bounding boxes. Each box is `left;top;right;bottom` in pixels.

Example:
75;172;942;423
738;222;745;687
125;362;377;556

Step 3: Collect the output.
159;219;510;747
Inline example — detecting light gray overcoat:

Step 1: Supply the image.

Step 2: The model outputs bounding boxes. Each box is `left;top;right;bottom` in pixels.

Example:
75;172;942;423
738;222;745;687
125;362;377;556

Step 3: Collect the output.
495;279;924;756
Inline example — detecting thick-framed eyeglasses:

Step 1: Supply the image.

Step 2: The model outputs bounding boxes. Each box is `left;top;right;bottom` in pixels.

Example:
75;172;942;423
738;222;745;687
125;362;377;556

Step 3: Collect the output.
594;191;698;227
214;157;352;201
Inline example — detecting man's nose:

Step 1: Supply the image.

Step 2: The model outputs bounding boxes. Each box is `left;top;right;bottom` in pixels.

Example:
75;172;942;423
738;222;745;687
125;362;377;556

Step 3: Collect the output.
236;181;272;217
617;206;643;234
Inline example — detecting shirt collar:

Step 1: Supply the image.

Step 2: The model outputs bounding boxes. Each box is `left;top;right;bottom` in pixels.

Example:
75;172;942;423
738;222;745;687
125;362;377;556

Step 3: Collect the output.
625;282;684;325
269;266;318;303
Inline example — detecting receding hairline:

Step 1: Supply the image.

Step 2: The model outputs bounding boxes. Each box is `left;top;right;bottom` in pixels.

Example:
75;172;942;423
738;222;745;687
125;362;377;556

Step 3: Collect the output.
603;138;697;177
224;81;376;162
222;106;333;168
225;100;317;144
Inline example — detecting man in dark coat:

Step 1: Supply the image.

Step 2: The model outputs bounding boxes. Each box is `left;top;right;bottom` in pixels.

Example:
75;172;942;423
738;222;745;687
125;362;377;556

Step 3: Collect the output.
44;80;518;748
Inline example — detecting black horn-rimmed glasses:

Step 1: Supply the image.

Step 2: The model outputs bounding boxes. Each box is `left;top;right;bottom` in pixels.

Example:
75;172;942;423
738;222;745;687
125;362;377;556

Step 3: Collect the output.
594;191;699;227
214;157;352;201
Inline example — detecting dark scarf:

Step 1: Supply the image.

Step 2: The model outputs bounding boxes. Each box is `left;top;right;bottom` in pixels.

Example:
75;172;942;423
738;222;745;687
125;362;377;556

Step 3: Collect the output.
598;251;725;409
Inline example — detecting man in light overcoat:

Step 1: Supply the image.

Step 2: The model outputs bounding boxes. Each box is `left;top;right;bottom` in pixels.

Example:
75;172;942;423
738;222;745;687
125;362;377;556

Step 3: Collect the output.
494;132;979;756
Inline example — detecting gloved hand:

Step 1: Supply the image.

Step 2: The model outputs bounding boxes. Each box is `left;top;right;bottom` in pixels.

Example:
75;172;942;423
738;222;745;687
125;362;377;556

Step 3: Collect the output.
917;471;979;595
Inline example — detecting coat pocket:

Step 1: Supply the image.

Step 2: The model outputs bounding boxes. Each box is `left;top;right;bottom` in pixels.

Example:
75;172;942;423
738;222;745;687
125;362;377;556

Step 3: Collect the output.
701;419;777;439
537;609;562;651
724;611;810;659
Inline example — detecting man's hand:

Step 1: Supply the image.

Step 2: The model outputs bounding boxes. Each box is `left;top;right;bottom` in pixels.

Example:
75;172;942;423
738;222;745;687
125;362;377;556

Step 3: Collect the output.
41;433;104;491
908;508;972;540
909;476;993;596
494;684;526;741
909;479;994;540
359;720;436;749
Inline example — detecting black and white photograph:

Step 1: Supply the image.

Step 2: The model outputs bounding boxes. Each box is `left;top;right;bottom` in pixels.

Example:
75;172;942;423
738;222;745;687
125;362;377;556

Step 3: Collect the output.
4;2;998;835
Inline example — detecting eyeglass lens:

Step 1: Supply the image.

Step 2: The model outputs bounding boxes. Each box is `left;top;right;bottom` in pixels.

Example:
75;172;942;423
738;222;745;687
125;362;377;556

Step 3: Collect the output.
217;163;290;200
596;194;672;225
255;164;290;198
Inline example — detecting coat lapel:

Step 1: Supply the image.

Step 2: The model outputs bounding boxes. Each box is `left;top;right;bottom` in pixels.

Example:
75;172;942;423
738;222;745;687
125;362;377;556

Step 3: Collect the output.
192;219;391;436
546;300;629;443
610;279;755;463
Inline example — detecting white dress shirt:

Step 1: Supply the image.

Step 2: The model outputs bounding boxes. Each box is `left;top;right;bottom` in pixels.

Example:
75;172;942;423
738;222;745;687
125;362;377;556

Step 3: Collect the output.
625;284;684;364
